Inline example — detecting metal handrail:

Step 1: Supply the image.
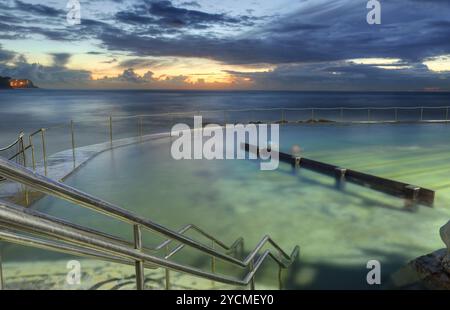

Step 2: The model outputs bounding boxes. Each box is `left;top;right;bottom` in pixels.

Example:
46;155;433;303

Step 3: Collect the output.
0;132;24;152
0;203;236;272
26;106;449;124
0;228;158;270
0;157;237;265
0;200;299;288
12;200;243;258
0;132;27;184
154;224;244;252
0;157;298;288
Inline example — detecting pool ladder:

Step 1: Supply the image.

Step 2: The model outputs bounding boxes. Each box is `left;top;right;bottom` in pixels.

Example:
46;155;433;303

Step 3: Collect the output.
0;157;299;290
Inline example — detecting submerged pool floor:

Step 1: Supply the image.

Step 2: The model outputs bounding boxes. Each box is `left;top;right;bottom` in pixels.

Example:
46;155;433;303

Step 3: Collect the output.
2;123;450;289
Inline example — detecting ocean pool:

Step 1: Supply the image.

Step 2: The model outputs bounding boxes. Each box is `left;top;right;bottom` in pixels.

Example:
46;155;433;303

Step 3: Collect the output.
2;123;450;289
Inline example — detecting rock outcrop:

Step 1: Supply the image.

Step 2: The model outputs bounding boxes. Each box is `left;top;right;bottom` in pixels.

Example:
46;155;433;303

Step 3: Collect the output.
390;221;450;289
0;76;38;89
440;221;450;273
0;76;12;89
407;249;450;289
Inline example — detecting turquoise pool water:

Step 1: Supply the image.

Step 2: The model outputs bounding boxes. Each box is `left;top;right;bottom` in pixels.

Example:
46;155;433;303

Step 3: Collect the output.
3;123;450;289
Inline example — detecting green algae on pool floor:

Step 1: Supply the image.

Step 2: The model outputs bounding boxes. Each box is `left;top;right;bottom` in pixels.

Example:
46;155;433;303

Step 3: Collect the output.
2;259;266;290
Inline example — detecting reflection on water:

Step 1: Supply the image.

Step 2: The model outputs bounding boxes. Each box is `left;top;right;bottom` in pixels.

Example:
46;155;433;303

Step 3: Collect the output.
2;124;450;289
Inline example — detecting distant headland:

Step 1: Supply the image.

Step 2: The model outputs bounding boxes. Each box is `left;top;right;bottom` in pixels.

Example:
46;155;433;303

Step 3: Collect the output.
0;76;38;89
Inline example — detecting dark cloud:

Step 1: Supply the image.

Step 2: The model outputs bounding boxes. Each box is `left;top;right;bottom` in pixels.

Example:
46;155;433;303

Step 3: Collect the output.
267;22;329;33
94;0;450;66
99;68;155;84
1;0;450;90
228;61;450;91
99;32;334;65
101;58;117;64
14;0;64;17
2;0;450;66
0;13;18;23
0;60;91;88
114;0;253;29
0;45;15;63
94;68;192;89
115;11;157;25
180;1;201;9
50;53;72;67
0;46;90;87
118;58;175;68
116;68;147;83
148;0;242;27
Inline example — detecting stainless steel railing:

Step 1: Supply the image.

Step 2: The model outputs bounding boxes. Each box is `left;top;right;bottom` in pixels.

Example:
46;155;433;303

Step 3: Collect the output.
0;157;299;289
0;132;32;204
0;131;27;166
5;105;450;182
0;200;298;289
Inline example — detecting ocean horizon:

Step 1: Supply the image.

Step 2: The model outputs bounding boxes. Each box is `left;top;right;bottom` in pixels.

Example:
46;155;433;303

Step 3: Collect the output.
1;89;450;143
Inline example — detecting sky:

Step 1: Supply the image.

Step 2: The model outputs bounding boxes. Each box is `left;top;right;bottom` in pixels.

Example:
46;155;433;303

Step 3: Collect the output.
0;0;449;90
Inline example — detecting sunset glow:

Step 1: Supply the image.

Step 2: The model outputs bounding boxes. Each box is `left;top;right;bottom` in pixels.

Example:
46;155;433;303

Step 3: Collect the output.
0;0;449;90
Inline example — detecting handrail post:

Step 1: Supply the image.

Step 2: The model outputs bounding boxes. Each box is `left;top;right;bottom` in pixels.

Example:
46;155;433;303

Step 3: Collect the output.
109;116;113;146
404;185;420;210
19;132;26;168
281;109;285;124
395;108;398;122
224;111;227;125
249;259;255;290
167;113;172;131
211;240;216;274
0;246;4;290
19;134;29;205
446;107;449;122
138;117;143;141
278;266;283;290
368;109;371;122
420;107;424;121
340;107;344;122
335;167;347;190
133;224;145;290
41;129;47;176
311;108;315;122
165;245;170;290
211;240;216;287
70;120;76;168
28;135;36;170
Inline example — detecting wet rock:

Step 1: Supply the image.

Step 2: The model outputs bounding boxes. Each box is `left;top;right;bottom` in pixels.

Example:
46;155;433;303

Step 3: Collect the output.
440;221;450;273
390;222;450;290
406;249;450;290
